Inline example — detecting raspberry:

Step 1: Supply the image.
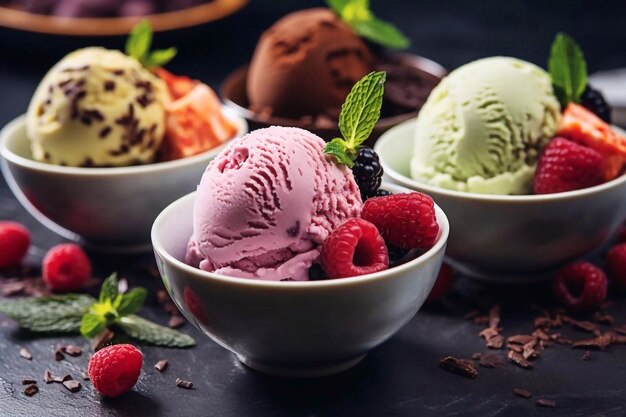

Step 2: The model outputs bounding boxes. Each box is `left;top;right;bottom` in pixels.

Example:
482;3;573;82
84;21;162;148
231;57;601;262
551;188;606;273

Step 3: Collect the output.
606;243;626;289
553;262;607;312
533;137;603;194
88;344;142;398
362;192;439;250
0;222;30;269
581;85;612;124
426;263;454;304
352;147;383;200
320;218;389;278
42;244;91;292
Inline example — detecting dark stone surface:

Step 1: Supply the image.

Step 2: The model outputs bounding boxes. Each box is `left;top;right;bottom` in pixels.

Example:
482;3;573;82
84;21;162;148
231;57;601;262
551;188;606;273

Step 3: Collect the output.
1;1;626;416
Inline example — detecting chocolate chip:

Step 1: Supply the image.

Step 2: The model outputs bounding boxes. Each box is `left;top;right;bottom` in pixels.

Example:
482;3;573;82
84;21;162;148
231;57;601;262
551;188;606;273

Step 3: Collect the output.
176;378;193;389
439;356;478;379
43;370;53;383
513;388;532;399
99;126;112;139
155;360;169;372
168;315;186;329
536;399;556;408
19;348;32;360
479;354;504;368
507;350;533;370
581;350;591;361
21;378;37;385
104;80;116;91
111;69;124;76
23;384;38;397
63;379;81;393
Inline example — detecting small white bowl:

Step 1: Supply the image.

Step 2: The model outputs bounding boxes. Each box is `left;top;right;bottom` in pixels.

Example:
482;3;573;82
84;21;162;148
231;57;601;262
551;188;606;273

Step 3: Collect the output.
151;183;449;377
0;112;247;252
376;119;626;283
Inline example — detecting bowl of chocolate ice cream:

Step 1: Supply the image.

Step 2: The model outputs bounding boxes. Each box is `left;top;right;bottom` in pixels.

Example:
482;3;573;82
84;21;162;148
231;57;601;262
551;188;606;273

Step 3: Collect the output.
221;7;445;144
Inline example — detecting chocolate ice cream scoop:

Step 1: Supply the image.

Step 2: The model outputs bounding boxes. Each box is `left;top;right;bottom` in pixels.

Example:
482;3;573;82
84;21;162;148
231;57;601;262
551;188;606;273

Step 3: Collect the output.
247;8;374;119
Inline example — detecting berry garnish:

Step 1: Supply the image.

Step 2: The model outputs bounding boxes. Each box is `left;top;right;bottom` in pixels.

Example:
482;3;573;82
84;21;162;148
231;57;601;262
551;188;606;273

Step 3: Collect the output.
320;218;389;279
426;263;454;304
42;244;91;292
533;137;603;194
362;192;439;250
352;146;384;200
581;85;612;124
553;262;607;312
606;243;626;289
88;344;143;398
0;222;30;269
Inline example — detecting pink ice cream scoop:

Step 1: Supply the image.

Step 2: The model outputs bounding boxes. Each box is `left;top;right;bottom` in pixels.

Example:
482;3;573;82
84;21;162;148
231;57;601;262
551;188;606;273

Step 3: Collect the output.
186;126;362;281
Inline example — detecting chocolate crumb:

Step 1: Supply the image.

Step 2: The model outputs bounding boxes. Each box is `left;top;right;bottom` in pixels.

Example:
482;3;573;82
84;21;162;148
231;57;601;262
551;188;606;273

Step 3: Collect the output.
43;370;53;383
81;371;90;381
507;350;533;369
53;374;72;384
155;360;169;372
532;329;550;341
54;348;65;361
21;378;37;385
168;315;186;329
104;80;116;91
536;399;556;408
92;328;115;352
569;319;599;333
99;126;112;139
507;335;535;345
513;388;532;399
63;379;81;393
479;354;504;368
62;345;83;357
439;356;478;379
582;350;591;360
176;378;193;389
471;352;482;360
19;348;32;360
23;384;38;397
572;333;613;350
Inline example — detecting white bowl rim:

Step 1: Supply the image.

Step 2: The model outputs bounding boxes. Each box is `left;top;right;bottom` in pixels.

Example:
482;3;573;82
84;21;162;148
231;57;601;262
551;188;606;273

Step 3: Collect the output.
0;112;248;177
151;183;450;289
376;118;626;203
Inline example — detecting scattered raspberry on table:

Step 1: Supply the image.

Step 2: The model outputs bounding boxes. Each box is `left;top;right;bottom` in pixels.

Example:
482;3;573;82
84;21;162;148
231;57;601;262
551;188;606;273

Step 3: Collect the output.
0;221;30;269
88;344;143;398
42;243;92;292
553;262;607;312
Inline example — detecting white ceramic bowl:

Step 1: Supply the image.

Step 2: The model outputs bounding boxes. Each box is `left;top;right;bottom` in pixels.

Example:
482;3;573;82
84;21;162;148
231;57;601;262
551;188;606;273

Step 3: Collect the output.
151;183;449;377
0;113;247;251
376;119;626;283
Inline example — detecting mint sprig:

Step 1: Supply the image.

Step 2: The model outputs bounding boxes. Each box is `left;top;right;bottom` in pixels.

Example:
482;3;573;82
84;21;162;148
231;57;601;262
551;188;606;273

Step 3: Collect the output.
324;71;386;167
326;0;409;49
548;32;588;108
0;273;195;348
125;20;177;69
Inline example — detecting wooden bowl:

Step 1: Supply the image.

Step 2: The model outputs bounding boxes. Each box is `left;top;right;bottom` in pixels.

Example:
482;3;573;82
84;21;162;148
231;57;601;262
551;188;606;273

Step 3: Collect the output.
0;0;247;36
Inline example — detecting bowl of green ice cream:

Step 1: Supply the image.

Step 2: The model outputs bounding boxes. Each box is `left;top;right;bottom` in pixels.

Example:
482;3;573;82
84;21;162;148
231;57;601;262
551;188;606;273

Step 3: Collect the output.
376;57;626;283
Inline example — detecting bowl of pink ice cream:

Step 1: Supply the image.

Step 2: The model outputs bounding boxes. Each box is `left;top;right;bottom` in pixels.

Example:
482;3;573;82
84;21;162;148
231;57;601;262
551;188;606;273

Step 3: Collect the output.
151;126;449;377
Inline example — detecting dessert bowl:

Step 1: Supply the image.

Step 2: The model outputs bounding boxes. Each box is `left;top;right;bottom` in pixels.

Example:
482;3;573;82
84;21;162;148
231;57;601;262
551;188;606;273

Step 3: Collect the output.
376;120;626;283
221;52;445;144
151;183;449;377
0;113;247;251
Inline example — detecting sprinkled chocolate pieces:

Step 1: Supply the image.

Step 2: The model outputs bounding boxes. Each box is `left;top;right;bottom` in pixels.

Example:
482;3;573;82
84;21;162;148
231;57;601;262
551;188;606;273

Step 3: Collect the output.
176;378;193;389
439;356;478;379
513;388;532;399
155;360;169;372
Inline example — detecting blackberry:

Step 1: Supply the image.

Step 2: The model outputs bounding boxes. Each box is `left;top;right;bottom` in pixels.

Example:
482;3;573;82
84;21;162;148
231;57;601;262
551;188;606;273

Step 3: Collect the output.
352;147;383;200
581;85;612;124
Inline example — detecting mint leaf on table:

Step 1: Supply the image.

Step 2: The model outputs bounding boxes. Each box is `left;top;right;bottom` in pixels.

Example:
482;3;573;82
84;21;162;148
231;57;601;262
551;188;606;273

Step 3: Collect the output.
324;71;386;166
326;0;410;49
0;294;95;333
125;20;177;69
548;32;588;108
115;288;148;316
117;315;196;348
80;313;107;339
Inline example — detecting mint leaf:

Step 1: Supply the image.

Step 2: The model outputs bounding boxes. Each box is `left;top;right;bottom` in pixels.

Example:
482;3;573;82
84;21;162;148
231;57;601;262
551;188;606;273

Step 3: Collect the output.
80;313;107;338
145;48;177;69
326;0;351;15
116;315;196;348
352;18;410;49
339;71;386;147
99;273;118;304
125;19;152;63
548;32;587;107
116;288;147;316
0;295;95;334
324;138;355;167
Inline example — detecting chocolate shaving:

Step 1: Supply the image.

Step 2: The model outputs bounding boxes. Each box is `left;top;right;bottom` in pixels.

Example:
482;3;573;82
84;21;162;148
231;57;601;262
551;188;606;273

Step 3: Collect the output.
581;350;591;360
92;329;115;352
534;316;551;328
63;379;81;393
479;354;504;368
19;348;32;360
81;371;90;381
523;339;538;359
471;352;482;360
43;370;53;383
61;345;82;357
21;378;37;385
532;329;550;341
488;305;500;329
536;399;556;408
614;324;626;335
513;388;532;399
155;360;169;372
570;319;599;333
54;348;65;361
507;350;533;369
439;356;478;379
593;312;614;325
176;378;193;389
507;334;535;345
23;384;38;397
53;374;72;383
572;333;613;350
486;335;504;349
168;315;186;329
508;344;523;353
